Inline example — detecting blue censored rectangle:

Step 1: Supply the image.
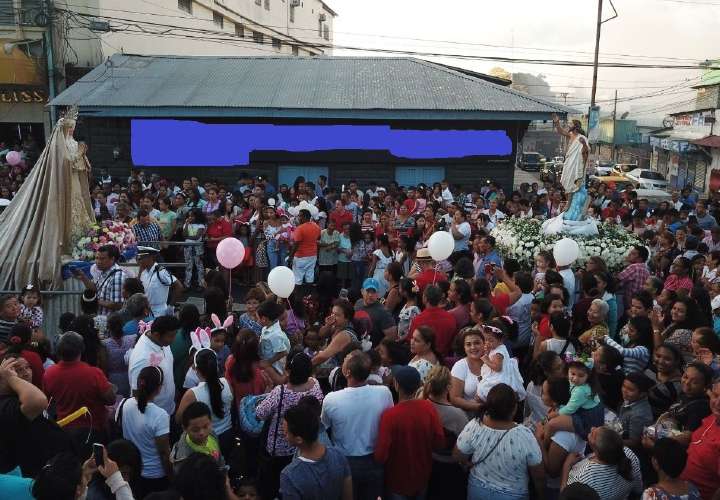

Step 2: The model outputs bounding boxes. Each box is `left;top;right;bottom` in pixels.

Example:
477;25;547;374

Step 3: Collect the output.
131;120;512;166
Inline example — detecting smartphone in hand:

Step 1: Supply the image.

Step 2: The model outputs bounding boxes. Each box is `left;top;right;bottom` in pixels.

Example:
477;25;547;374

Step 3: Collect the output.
93;443;105;468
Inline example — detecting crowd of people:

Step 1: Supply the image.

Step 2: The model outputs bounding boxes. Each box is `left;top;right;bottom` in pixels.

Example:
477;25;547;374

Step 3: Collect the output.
2;167;720;500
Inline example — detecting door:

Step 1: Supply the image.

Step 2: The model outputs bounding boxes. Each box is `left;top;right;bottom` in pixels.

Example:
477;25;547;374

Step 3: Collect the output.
278;166;329;189
395;166;446;187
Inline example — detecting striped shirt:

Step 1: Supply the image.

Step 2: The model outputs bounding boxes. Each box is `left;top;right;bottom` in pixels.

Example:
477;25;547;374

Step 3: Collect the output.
567;446;642;500
0;318;16;343
604;336;650;374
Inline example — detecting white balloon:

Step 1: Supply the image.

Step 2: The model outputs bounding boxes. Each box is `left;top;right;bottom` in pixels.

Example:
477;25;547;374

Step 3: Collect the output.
553;238;580;267
427;231;454;261
267;266;296;298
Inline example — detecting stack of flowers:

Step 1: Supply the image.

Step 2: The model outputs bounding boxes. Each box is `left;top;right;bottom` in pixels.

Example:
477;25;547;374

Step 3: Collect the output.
71;221;138;261
490;217;642;273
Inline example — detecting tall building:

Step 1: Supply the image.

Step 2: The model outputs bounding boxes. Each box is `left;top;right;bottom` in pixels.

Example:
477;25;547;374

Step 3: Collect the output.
0;0;337;142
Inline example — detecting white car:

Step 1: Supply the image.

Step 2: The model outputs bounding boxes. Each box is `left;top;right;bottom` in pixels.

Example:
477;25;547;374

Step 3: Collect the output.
624;188;673;206
624;169;669;190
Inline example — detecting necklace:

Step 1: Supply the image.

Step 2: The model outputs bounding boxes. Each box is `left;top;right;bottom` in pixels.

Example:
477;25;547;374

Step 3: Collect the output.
691;420;716;446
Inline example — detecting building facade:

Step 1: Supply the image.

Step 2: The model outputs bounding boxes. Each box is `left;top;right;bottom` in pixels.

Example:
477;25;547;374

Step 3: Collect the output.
0;0;336;145
51;54;573;192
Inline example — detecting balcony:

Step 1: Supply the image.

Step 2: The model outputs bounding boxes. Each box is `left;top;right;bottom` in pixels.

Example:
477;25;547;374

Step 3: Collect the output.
0;0;45;27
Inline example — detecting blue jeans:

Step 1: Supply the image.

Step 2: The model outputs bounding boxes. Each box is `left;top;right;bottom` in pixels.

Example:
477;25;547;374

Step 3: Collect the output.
468;475;527;500
266;241;287;270
346;455;383;500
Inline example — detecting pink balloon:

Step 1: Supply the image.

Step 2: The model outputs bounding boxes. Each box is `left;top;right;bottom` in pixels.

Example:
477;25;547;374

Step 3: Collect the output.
216;237;245;269
5;151;21;166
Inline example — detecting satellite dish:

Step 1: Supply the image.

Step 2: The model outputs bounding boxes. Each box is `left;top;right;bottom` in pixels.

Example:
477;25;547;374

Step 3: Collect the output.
662;116;674;129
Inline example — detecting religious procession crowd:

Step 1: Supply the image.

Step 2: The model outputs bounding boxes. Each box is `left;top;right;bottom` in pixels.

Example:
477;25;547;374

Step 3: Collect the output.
3;167;720;500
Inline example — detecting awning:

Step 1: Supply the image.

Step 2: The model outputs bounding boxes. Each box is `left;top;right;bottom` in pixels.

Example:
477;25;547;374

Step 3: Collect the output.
650;130;708;141
692;135;720;148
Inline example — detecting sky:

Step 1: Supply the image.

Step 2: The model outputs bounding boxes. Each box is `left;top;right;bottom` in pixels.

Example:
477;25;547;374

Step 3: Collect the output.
329;0;720;123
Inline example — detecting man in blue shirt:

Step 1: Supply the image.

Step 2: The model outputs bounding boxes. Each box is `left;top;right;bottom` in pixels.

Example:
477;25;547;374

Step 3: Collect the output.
695;200;717;230
475;235;503;283
281;402;352;500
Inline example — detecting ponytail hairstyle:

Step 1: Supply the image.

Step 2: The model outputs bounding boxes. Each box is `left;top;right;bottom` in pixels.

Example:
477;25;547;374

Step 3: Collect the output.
135;366;163;413
194;348;224;419
594;427;633;481
422;365;451;400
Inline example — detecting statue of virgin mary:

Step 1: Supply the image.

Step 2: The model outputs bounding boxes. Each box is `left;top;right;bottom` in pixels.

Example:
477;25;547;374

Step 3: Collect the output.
0;106;96;290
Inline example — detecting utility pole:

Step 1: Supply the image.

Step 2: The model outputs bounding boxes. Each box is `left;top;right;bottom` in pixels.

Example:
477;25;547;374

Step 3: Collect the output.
612;89;618;162
44;0;57;125
590;0;603;107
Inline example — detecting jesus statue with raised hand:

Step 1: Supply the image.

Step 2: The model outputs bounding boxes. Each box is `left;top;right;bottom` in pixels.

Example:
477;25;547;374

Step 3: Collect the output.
552;113;590;221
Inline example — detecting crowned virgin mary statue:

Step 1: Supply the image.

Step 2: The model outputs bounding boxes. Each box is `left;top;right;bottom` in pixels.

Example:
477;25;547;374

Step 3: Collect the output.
0;106;96;289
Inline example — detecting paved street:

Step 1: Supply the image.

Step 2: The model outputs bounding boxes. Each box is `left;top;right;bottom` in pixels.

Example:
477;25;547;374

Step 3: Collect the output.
514;165;542;189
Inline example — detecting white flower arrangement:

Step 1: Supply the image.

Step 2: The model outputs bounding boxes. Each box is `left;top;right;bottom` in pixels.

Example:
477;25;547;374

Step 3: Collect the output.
490;218;642;272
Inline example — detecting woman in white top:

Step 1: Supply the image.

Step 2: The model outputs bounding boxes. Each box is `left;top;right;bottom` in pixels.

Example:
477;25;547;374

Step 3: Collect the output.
119;365;171;498
368;234;393;297
450;328;484;415
175;349;234;460
408;325;440;383
454;383;544;500
397;278;421;341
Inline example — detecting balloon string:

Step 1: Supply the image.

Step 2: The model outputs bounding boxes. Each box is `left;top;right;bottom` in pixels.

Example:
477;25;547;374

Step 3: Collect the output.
432;264;438;285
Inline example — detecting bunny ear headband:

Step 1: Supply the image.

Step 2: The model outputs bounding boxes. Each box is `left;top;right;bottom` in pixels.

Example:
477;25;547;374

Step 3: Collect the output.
190;327;215;365
210;313;234;334
139;320;154;335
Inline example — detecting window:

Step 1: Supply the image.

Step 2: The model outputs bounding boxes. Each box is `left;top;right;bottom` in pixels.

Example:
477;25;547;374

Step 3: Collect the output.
318;20;323;36
178;0;192;14
213;12;223;28
264;0;270;10
323;25;329;40
253;31;264;44
235;23;244;38
292;45;299;56
289;6;295;22
272;38;282;50
255;0;261;5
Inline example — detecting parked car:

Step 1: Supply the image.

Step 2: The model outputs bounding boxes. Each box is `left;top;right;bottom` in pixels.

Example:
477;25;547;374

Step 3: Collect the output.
541;160;561;182
589;175;636;193
517;152;545;172
611;163;639;176
624;168;669;190
594;161;615;177
620;188;673;207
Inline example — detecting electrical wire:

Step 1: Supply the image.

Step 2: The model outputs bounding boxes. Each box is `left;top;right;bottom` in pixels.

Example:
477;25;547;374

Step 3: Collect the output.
55;8;718;70
54;0;710;65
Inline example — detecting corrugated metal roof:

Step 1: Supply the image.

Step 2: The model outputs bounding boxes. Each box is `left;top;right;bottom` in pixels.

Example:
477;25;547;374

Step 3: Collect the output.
50;54;574;120
693;135;720;148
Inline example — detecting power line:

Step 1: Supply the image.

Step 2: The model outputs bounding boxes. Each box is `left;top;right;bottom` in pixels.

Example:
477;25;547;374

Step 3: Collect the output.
54;1;711;64
56;8;719;71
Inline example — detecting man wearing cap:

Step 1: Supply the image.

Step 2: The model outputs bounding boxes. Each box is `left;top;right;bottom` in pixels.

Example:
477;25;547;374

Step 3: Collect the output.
355;278;396;346
138;246;182;318
43;332;116;444
289;209;321;288
375;365;444;500
411;248;448;296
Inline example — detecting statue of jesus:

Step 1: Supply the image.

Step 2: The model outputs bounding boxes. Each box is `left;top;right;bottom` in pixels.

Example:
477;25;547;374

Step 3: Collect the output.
552;114;590;221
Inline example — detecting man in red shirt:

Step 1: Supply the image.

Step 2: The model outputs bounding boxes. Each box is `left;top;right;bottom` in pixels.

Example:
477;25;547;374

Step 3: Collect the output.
43;332;115;444
407;285;458;357
290;209;321;288
375;365;444;499
329;200;353;229
412;248;448;296
205;209;233;268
